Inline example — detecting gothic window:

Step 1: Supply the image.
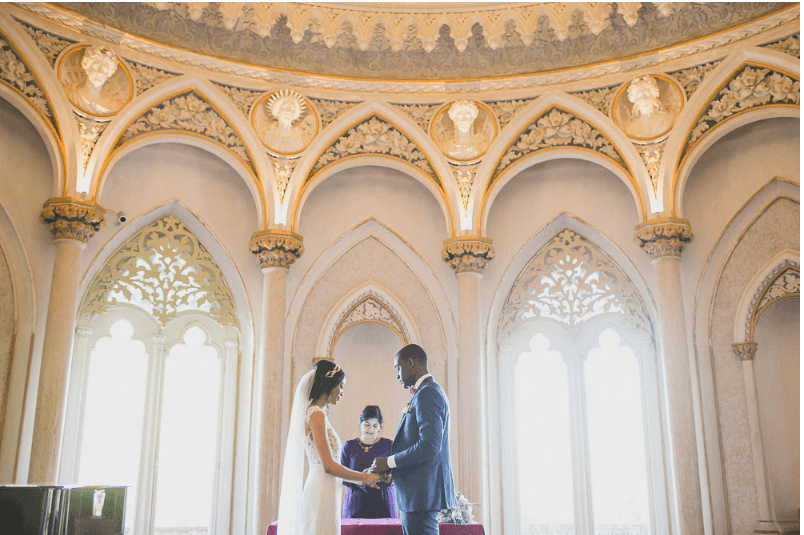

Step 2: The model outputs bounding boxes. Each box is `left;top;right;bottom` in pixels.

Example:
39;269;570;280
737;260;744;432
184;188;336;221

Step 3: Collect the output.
63;216;240;535
498;229;666;535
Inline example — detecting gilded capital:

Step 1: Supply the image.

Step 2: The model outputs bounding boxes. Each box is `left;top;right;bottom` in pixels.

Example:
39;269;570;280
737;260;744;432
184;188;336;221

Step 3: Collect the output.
40;197;106;243
442;237;495;274
732;341;758;361
634;219;693;259
250;230;304;269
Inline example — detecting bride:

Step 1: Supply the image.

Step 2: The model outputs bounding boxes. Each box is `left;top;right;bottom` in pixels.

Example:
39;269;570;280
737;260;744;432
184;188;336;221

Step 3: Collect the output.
277;360;382;534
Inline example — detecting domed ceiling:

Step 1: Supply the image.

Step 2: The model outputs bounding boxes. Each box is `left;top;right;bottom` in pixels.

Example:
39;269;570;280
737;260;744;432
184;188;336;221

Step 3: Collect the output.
55;2;789;81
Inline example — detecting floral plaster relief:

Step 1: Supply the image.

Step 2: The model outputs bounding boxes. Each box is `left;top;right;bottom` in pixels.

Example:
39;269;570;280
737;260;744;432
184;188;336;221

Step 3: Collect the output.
710;198;799;534
292;237;445;394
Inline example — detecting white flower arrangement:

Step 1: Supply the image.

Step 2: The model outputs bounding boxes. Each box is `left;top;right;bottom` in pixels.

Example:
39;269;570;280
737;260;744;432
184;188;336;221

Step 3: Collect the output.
437;491;478;525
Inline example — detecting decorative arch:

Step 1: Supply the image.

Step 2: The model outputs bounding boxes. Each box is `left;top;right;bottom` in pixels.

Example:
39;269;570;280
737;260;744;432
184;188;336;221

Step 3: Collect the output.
316;283;416;360
663;50;800;216
79;214;239;328
475;94;648;232
733;251;800;344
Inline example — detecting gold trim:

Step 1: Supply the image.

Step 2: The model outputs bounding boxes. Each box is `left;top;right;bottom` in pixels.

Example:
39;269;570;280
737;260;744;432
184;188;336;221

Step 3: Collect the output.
294;112;454;235
429;100;498;163
44;3;796;86
329;319;406;358
250;91;320;157
93;88;265;203
670;62;800;215
56;44;135;119
610;73;685;142
478;105;644;230
749;265;800;340
0;28;68;193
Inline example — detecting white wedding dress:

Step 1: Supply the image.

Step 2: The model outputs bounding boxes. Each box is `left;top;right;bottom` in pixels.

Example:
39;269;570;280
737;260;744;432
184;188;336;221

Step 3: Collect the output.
299;405;343;535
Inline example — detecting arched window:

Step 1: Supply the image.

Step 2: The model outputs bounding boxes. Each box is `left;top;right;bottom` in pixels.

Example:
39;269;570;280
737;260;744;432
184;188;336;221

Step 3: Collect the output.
497;229;668;535
62;216;240;535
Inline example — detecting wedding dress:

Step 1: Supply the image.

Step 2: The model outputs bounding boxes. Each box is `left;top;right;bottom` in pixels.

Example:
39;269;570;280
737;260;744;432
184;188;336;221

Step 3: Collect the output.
300;405;342;534
277;370;343;535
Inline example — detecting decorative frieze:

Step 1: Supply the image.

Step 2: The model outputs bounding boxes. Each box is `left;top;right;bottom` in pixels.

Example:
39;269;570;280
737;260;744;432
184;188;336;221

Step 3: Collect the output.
762;33;800;59
483;98;535;130
499;228;653;342
19;22;75;66
213;82;263;118
40;197;105;243
116;91;254;173
685;65;799;157
391;103;441;132
329;291;408;356
309;115;438;187
250;230;304;269
634;219;693;259
732;341;758;361
442;237;494;274
308;97;360;129
128;60;179;94
670;60;722;98
571;85;618;116
79;215;238;326
493;107;625;186
741;262;801;340
0;32;54;125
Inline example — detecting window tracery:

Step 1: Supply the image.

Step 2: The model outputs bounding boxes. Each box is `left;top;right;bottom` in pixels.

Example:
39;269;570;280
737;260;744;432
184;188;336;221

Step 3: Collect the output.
80;216;238;328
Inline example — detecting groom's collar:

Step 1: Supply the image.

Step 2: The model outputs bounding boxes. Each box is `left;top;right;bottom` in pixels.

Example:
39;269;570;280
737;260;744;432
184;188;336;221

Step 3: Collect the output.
412;373;432;393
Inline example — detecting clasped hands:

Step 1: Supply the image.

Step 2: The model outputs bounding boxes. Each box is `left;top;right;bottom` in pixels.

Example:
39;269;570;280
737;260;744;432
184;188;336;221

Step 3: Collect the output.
361;456;392;488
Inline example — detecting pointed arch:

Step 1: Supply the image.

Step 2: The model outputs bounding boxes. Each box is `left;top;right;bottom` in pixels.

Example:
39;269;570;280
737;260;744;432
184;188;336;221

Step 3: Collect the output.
288;102;456;235
476;93;648;234
659;48;800;217
87;78;270;226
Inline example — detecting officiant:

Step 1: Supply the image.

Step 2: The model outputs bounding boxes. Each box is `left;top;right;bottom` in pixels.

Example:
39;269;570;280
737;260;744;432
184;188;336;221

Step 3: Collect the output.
340;406;397;519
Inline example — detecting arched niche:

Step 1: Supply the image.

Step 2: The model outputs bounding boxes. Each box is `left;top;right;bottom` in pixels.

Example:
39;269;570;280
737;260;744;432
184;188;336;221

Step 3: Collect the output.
326;322;409;450
752;296;799;525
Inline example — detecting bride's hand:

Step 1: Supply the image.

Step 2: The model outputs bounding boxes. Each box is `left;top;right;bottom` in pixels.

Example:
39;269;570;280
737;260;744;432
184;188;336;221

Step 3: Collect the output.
363;471;382;488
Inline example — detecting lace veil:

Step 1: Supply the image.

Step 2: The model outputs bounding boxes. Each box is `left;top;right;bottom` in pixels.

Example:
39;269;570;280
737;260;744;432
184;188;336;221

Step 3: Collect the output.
276;368;315;535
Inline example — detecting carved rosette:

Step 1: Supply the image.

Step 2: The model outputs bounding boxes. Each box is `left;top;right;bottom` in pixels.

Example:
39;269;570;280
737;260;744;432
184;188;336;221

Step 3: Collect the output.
634;219;693;259
40;197;106;243
732;341;758;361
250;230;304;269
442;237;495;274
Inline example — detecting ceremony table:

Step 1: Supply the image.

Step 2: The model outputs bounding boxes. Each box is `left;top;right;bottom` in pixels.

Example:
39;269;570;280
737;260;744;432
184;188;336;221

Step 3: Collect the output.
268;518;485;535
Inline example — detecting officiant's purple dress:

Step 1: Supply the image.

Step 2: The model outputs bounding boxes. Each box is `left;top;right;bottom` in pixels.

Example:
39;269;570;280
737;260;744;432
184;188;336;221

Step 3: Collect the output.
341;438;397;519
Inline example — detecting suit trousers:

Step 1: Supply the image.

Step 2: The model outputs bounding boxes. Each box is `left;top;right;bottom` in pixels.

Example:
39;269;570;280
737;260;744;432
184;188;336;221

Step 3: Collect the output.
400;509;439;535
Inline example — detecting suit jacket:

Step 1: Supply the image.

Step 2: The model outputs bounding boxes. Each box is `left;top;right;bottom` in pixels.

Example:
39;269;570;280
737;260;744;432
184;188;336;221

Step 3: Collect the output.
391;376;456;513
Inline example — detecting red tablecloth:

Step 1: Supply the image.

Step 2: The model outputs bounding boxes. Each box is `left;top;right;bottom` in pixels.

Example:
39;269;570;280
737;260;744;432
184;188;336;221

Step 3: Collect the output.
268;518;485;535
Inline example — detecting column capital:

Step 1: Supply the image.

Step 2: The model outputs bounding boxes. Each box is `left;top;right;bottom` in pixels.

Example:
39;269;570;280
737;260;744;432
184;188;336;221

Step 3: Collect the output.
442;236;495;274
732;341;758;361
249;229;304;269
634;218;693;259
40;197;105;243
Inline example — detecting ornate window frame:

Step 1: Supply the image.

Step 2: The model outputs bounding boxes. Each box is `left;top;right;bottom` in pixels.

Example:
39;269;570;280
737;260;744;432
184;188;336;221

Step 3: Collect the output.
489;224;669;535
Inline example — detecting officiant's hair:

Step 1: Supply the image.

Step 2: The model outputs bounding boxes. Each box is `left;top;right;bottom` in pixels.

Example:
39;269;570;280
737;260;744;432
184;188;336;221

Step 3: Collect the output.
397;343;428;366
308;360;345;401
360;405;383;425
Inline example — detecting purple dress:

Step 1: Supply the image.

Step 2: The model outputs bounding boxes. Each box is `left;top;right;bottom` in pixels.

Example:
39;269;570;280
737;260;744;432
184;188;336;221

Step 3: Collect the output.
340;437;398;519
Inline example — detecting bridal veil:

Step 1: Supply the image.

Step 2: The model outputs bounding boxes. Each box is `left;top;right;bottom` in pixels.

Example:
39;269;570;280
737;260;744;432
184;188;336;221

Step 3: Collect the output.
276;369;315;535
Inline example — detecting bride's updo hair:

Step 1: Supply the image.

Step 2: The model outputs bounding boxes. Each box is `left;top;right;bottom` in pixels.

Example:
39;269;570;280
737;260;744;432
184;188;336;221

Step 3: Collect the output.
308;360;345;401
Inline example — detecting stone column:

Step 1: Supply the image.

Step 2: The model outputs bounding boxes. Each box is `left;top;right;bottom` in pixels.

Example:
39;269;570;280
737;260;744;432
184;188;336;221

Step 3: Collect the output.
634;219;704;535
29;198;105;483
442;236;494;522
249;230;303;532
732;342;776;531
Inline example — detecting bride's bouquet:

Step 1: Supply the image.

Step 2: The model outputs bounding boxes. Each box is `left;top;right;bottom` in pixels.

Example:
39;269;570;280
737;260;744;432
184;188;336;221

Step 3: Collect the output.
437;491;478;525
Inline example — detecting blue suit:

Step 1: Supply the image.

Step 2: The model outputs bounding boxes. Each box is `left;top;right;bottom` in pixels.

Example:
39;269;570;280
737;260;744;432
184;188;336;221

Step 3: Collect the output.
392;376;456;534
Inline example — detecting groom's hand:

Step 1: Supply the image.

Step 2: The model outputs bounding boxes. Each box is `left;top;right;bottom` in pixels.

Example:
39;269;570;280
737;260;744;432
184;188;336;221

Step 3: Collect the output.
372;456;390;473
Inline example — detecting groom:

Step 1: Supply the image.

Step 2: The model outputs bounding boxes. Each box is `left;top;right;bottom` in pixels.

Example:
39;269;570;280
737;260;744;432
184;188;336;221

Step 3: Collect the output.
372;344;456;535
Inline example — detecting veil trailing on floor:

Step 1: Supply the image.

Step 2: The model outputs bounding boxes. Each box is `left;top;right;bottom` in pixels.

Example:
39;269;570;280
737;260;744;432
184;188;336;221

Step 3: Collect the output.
276;369;315;535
